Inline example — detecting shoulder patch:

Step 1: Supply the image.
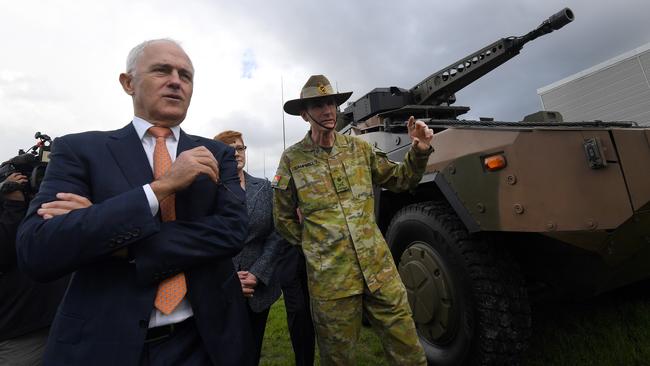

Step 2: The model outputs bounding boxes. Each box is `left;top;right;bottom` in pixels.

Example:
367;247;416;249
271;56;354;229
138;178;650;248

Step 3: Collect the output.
271;174;290;190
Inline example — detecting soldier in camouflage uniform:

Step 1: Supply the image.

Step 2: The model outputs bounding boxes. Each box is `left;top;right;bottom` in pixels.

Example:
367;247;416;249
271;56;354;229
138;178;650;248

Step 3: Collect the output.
272;75;433;365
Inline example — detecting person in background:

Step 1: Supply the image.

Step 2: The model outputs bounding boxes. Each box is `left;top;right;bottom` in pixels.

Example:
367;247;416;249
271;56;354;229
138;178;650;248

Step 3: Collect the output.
0;171;68;365
214;130;284;365
276;236;316;366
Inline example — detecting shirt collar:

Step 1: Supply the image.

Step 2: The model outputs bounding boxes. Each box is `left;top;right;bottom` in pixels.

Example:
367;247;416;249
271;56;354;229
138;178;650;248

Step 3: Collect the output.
132;116;180;142
300;130;347;155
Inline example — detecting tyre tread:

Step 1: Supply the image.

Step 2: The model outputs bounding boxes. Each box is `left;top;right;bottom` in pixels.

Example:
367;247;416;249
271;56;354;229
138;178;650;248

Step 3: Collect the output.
388;200;531;365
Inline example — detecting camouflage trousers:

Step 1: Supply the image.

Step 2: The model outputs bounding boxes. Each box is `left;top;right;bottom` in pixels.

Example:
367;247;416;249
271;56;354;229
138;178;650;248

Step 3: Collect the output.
311;273;427;366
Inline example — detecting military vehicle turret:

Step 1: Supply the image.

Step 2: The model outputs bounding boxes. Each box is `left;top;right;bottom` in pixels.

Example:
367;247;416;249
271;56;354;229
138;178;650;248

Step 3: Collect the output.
338;8;650;366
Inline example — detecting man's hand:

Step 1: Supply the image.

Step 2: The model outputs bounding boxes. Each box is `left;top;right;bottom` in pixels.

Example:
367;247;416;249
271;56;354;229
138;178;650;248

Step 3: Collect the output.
150;146;220;202
407;116;434;153
238;270;258;298
37;193;129;257
38;192;92;220
2;173;28;201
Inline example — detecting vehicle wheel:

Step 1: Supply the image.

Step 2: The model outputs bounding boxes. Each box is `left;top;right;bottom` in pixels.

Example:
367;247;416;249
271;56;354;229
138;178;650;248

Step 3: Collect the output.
386;201;531;366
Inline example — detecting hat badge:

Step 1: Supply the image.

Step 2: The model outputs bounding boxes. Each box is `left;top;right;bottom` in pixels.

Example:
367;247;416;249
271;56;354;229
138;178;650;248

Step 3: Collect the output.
317;82;328;95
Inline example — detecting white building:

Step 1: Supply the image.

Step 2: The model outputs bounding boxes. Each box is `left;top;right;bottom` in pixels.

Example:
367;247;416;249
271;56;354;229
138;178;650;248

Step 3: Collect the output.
537;43;650;125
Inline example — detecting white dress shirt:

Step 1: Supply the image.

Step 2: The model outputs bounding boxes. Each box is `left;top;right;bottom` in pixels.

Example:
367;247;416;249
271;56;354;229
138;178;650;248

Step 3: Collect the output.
131;116;193;328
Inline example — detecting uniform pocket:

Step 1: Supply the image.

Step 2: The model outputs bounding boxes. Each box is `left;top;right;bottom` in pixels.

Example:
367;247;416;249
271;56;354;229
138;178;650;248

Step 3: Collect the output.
342;157;373;199
293;168;337;213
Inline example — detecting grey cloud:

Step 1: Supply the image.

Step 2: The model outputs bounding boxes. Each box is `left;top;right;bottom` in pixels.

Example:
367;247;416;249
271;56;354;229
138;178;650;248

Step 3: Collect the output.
4;0;650;176
214;0;650;123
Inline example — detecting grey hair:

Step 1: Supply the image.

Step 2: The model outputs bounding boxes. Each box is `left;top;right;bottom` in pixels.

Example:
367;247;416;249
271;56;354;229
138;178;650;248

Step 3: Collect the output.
125;38;190;75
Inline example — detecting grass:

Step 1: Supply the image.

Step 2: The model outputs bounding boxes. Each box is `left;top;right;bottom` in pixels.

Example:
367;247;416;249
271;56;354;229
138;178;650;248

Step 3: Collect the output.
260;297;387;366
524;280;650;366
260;280;650;365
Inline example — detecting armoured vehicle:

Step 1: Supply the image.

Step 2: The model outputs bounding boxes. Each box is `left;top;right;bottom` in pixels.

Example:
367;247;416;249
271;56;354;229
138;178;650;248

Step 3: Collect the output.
338;8;650;366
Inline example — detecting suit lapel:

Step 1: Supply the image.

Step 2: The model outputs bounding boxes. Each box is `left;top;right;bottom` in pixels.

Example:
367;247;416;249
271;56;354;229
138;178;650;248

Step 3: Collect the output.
106;123;153;188
245;173;263;215
177;129;200;156
175;130;203;218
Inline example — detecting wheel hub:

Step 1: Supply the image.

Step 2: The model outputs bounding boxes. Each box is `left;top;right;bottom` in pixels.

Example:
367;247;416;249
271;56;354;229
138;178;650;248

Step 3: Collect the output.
399;241;457;344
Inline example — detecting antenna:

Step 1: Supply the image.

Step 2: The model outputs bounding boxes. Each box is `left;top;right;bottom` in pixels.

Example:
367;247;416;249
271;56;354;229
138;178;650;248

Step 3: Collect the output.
263;150;267;179
281;75;286;150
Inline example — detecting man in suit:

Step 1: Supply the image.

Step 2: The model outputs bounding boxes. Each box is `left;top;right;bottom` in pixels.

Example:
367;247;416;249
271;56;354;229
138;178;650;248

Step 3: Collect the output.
16;39;251;365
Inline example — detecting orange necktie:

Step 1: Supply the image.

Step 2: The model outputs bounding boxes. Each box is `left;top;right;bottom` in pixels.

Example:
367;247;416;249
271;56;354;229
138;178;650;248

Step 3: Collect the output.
148;126;187;315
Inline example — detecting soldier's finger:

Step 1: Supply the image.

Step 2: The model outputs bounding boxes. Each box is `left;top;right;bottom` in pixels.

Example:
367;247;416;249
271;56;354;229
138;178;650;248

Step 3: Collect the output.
407;116;416;131
415;120;429;134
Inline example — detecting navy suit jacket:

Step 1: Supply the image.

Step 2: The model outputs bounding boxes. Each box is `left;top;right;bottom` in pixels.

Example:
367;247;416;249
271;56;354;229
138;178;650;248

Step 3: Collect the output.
16;123;252;366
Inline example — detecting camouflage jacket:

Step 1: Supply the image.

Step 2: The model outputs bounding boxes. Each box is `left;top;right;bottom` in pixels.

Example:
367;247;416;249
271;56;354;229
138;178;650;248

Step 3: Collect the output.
272;132;432;300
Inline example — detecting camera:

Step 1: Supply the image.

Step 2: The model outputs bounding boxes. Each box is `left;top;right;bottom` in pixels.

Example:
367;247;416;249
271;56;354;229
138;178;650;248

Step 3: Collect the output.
0;132;52;197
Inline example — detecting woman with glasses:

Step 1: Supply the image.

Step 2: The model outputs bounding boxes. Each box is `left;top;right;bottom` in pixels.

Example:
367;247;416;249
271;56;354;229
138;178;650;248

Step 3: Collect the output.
214;130;284;365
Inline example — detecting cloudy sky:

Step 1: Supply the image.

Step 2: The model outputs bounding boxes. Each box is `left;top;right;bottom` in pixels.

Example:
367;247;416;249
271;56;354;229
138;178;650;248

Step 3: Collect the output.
1;0;649;179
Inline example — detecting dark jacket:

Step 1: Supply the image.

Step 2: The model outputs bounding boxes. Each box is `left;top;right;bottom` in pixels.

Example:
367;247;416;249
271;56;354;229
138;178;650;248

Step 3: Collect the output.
0;197;67;341
232;172;284;312
16;124;252;366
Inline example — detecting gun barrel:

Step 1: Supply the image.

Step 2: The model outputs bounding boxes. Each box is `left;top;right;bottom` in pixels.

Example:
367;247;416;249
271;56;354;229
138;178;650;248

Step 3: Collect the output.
411;8;574;106
546;8;574;31
342;8;575;125
522;8;574;43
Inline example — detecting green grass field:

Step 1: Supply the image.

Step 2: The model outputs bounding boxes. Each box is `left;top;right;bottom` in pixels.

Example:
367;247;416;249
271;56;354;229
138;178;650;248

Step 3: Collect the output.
260;296;386;366
260;280;650;365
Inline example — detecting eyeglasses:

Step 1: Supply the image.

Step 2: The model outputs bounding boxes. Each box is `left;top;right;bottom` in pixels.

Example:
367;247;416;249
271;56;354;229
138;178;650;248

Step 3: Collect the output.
234;145;247;153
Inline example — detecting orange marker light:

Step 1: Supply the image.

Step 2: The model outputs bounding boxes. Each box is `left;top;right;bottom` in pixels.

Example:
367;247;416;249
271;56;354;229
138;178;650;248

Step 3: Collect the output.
484;154;507;171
